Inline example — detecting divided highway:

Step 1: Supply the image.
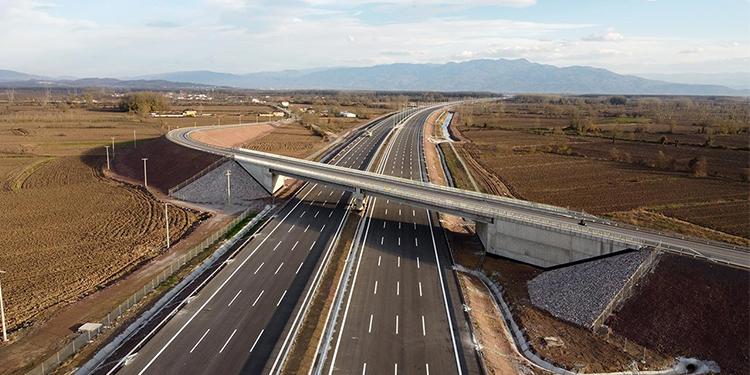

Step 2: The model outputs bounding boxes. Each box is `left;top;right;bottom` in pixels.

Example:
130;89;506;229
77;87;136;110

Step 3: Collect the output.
325;108;480;375
111;113;404;374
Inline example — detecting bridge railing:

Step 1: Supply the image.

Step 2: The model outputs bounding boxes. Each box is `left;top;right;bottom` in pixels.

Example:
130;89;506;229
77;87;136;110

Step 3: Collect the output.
233;146;587;219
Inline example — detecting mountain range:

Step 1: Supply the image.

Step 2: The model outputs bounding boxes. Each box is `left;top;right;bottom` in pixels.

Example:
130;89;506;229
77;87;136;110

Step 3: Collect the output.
2;59;748;96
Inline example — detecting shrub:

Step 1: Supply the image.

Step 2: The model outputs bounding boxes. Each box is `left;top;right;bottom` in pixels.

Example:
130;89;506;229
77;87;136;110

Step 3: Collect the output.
689;156;708;177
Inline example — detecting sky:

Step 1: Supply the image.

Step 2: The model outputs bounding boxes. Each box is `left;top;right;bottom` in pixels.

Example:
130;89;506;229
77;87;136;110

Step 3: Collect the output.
1;0;748;77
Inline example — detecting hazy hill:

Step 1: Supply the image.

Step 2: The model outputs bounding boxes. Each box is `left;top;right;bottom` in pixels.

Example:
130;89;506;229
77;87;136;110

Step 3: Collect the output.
2;59;748;95
636;72;750;91
0;69;43;82
143;59;747;95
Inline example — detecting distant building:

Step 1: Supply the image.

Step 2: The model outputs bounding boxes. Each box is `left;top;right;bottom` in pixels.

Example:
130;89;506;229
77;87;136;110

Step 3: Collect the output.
273;111;285;117
183;110;197;117
281;101;290;107
251;98;261;103
339;111;357;118
259;113;274;117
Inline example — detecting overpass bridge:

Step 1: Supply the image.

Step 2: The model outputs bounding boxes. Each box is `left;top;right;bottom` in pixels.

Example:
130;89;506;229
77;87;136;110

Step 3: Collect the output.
167;113;749;268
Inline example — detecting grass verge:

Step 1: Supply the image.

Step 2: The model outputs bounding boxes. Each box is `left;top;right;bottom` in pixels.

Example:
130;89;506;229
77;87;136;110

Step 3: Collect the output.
438;143;474;190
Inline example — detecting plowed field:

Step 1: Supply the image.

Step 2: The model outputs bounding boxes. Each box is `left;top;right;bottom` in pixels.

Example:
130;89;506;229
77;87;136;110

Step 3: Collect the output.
0;156;198;332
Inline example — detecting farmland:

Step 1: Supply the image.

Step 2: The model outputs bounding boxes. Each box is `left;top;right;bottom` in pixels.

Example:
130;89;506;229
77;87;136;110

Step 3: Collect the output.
607;254;749;374
451;96;750;245
243;104;391;159
0;156;197;330
0;101;203;336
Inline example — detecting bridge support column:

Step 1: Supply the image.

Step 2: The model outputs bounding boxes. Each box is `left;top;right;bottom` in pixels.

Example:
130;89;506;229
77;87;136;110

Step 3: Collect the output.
236;161;286;195
351;188;366;211
476;219;635;268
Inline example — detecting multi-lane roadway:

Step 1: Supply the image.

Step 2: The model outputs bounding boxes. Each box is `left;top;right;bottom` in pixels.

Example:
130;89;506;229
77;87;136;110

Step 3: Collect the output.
325;108;480;375
112;112;407;374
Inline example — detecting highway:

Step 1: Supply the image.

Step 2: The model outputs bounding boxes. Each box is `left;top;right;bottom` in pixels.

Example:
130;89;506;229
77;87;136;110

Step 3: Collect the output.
325;108;480;375
169;113;750;269
112;113;403;374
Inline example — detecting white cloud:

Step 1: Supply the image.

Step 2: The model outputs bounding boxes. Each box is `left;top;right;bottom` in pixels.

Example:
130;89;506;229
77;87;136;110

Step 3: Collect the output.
0;0;747;77
303;0;536;7
679;47;705;54
582;28;624;42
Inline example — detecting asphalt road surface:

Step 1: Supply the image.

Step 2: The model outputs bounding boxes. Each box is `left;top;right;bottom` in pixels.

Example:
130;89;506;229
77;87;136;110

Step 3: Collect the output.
114;114;400;375
326;108;480;375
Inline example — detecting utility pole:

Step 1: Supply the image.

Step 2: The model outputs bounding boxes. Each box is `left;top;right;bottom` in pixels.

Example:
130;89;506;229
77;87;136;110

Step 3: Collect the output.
239;115;242;125
104;146;110;170
110;137;115;159
0;270;8;342
256;114;259;123
164;203;170;249
226;169;232;205
133;130;137;148
142;158;148;188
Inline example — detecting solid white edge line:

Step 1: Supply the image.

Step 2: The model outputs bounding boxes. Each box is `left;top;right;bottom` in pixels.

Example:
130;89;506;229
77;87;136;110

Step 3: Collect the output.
270;119;382;375
327;198;377;375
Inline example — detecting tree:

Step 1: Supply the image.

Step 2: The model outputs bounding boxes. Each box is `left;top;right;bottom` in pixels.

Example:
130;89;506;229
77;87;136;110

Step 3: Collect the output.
119;92;169;116
608;96;627;105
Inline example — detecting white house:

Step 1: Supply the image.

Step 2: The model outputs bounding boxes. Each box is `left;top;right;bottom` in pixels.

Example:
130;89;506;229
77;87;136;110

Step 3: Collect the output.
339;111;357;118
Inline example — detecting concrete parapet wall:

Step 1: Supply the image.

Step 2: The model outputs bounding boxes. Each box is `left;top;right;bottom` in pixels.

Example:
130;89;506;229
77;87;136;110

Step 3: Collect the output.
477;218;634;268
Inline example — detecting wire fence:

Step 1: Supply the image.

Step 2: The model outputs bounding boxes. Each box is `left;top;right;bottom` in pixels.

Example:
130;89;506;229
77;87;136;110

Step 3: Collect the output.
26;208;257;375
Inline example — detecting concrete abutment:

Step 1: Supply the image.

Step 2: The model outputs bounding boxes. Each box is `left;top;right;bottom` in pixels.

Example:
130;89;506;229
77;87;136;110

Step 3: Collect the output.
475;219;635;268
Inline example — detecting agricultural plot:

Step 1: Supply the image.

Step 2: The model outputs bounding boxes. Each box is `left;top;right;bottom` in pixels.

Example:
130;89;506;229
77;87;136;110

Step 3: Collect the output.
243;122;327;158
0;156;198;332
452;97;750;243
607;254;749;374
0;103;206;335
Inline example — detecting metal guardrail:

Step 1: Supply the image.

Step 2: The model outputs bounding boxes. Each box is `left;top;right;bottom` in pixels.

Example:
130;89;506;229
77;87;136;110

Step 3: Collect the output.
26;208;264;375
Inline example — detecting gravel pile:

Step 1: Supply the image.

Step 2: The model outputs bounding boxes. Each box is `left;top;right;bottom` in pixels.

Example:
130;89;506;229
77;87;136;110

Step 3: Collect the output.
527;250;649;327
172;160;268;205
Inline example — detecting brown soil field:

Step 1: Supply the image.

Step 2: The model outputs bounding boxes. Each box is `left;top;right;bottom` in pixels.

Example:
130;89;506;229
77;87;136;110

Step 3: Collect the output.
290;103;391;135
0;156;198;333
0;106;164;156
242;122;331;159
452;98;750;243
0;102;236;372
607;254;750;374
112;136;222;194
190;123;275;148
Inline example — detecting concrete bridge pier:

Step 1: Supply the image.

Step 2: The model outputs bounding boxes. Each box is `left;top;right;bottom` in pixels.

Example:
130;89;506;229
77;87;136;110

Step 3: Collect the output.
351;188;366;211
475;218;636;268
236;160;287;194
